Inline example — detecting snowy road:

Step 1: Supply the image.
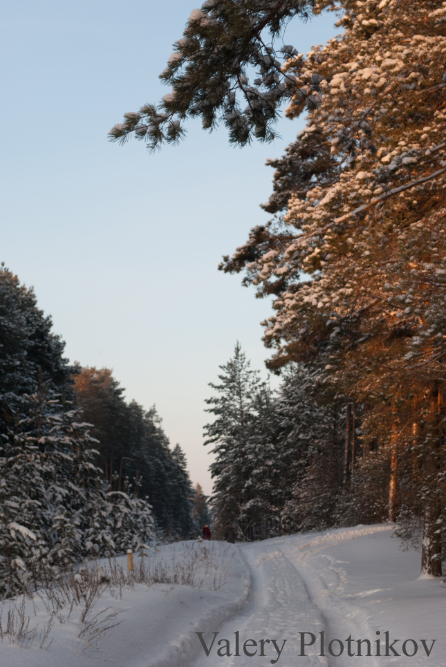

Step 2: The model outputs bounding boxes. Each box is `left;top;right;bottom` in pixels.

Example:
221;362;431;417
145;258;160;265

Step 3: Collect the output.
193;541;327;667
192;525;446;667
2;525;445;667
193;526;393;667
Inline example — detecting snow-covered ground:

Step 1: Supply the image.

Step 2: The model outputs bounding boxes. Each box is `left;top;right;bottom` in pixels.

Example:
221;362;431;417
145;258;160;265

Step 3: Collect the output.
200;525;444;667
0;541;249;667
1;525;445;667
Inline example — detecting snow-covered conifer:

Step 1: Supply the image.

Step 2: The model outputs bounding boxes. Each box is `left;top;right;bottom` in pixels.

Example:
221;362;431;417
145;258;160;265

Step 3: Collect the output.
220;0;446;574
110;1;319;149
0;265;73;435
204;343;263;539
192;483;211;533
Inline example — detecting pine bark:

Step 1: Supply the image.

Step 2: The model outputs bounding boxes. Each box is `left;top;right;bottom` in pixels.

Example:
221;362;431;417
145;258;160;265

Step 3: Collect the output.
388;424;398;522
411;422;419;481
351;404;356;473
421;388;442;577
343;405;351;485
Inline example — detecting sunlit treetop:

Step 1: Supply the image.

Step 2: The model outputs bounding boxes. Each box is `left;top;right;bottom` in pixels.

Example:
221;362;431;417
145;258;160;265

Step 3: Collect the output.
220;0;446;377
109;0;340;150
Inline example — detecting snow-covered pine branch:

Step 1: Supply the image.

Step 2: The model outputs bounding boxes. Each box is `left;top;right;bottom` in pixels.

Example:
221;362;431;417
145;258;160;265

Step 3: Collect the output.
109;0;320;149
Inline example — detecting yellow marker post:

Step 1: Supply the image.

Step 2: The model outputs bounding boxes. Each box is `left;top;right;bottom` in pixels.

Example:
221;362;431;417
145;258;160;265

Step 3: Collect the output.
127;549;133;572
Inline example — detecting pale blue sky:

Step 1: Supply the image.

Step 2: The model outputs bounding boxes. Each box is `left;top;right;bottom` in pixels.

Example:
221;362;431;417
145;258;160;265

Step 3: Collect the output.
1;1;340;494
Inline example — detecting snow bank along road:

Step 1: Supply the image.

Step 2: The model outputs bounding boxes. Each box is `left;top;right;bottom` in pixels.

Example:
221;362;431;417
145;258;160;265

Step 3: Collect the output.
1;525;445;667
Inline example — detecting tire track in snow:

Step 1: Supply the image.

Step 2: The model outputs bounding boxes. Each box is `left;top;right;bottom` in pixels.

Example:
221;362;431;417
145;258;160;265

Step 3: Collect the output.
192;544;329;667
280;525;393;667
190;526;393;667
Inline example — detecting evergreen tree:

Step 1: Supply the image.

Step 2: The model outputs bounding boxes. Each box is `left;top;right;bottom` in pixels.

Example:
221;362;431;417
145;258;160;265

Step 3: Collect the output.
275;365;340;532
219;0;446;575
107;489;155;555
135;406;178;533
111;0;446;572
204;343;262;539
110;0;318;149
0;265;73;434
126;404;195;538
73;367;131;487
242;381;283;538
167;444;196;537
204;353;386;539
192;483;211;533
0;397;48;596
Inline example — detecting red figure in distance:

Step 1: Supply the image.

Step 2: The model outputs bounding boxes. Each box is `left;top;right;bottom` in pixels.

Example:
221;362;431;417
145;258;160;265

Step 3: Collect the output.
202;525;211;540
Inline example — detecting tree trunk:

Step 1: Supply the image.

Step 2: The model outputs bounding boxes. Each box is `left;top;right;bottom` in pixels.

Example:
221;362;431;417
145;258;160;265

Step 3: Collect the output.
421;503;442;576
388;425;398;522
351;403;357;473
118;456;124;492
330;415;337;466
421;387;442;577
411;421;420;493
343;405;351;485
412;422;419;454
109;451;114;490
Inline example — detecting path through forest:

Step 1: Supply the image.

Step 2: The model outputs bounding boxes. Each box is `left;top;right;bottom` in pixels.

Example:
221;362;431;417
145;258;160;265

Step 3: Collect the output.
192;525;444;667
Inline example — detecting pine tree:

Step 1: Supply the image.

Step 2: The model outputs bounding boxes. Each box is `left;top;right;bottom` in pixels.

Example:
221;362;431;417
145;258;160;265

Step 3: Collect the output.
0;265;73;433
127;404;195;537
204;348;344;539
167;444;196;537
192;483;211;533
107;489;155;555
0;399;47;596
113;0;446;571
0;269;162;594
275;364;341;532
110;0;319;149
73;367;131;488
204;343;263;539
242;381;283;538
219;0;446;574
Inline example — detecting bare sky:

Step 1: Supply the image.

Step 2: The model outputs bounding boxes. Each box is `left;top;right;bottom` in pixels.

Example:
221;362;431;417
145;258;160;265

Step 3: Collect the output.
1;1;340;494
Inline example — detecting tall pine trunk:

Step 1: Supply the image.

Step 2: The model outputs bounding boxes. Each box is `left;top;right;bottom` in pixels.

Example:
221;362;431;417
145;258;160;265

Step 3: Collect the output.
388;423;398;522
421;387;442;577
351;404;356;474
343;405;351;485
